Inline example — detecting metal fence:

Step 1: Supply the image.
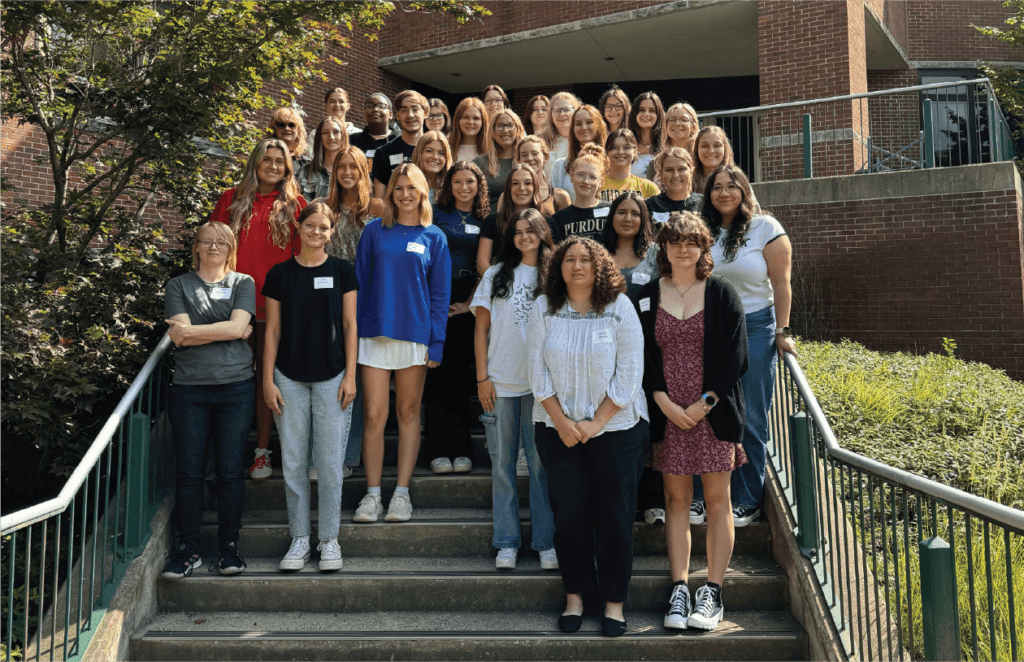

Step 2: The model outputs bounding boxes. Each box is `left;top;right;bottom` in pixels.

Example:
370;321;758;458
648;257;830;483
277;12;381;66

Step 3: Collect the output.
698;78;1019;183
1;336;174;662
770;353;1023;662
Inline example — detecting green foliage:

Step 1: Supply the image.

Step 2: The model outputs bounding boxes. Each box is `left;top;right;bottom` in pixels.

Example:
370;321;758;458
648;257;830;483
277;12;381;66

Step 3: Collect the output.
973;1;1024;176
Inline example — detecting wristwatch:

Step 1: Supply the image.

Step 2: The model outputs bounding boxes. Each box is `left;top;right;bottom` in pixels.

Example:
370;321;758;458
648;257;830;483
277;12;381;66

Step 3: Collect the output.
775;326;792;337
700;393;717;412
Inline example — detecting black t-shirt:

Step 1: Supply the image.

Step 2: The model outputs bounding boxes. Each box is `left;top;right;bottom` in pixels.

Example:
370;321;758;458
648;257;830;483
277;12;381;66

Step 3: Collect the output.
370;135;417;189
644;193;703;223
350;130;394;169
550;202;612;242
481;212;560;260
261;256;359;383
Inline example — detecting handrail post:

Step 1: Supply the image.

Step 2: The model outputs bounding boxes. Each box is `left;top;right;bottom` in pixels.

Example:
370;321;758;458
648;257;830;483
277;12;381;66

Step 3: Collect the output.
125;412;151;550
789;411;818;557
919;535;959;661
923;98;935;168
988;98;999;162
803;113;813;178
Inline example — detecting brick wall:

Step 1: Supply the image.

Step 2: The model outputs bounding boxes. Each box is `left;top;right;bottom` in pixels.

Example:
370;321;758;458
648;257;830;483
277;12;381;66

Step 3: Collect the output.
906;1;1023;63
868;0;909;55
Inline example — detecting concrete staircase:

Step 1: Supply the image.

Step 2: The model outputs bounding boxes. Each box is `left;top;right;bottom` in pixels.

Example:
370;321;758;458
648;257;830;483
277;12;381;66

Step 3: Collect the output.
131;419;809;660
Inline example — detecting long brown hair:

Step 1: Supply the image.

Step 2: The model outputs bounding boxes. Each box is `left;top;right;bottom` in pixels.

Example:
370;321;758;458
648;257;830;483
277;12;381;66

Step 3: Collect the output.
448;97;490;155
495;163;543;237
484;109;525;177
227;139;302;248
628;91;665;155
326;146;372;229
309;117;349;174
563;105;608;175
701;164;759;262
543;235;625;314
521;95;553;143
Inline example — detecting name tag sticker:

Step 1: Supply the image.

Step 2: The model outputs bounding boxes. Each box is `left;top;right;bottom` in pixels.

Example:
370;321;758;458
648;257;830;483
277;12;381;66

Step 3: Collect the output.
389;153;403;166
593;207;610;218
406;242;425;254
592;329;614;344
653;211;670;224
314;277;334;289
464;224;480;235
365;149;376;159
639;297;651;312
210;287;232;300
632;272;651;285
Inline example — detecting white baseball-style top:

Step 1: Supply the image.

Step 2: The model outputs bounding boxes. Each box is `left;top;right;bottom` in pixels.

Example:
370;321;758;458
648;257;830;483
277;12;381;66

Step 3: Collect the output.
710;214;787;314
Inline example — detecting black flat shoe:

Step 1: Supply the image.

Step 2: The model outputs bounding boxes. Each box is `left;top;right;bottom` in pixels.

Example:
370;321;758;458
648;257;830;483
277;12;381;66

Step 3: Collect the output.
602;616;627;637
558;613;583;633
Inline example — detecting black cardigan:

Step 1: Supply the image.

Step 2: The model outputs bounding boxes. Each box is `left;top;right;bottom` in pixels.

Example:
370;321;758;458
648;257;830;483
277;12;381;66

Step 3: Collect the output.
634;275;749;444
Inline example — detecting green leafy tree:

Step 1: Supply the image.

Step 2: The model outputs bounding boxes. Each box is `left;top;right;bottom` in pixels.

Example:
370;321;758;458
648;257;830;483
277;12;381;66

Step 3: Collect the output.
973;0;1024;174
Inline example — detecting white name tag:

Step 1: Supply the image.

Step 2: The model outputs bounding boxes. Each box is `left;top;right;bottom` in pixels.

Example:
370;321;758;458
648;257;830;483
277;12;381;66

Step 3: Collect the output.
464;224;480;235
406;242;425;254
314;277;334;289
632;272;651;285
653;211;670;224
389;153;403;166
210;287;232;300
639;297;651;312
593;207;609;218
365;149;376;159
592;329;614;344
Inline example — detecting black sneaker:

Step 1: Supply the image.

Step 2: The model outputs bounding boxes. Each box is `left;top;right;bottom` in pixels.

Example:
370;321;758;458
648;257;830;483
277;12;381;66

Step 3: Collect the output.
687;584;724;630
209;542;247;576
162;544;202;578
664;583;691;629
732;505;762;528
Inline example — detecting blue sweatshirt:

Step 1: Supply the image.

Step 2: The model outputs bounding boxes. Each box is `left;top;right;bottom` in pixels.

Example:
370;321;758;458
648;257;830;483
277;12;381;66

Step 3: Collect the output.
355;218;452;363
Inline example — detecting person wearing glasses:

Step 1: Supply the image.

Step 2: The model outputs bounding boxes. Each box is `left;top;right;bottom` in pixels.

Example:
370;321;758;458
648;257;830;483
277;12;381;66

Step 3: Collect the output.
628;92;665;179
662;103;700;155
550;105;609;203
481;84;510;119
513;135;571;217
448;97;489;163
162;222;256;579
473;109;524;211
599;86;631;134
600;129;660;203
546;92;580;180
307;87;362;158
350;93;394;172
645;147;703;223
267;107;310;168
371;90;428;200
424;161;490;475
297;117;349;202
425;98;452;135
549;144;611;243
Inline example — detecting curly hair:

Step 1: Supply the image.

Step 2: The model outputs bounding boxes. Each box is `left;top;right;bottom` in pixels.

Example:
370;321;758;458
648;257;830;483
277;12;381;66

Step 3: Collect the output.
492;208;554;302
627;92;664;155
601;191;656;260
655;211;714;280
435;160;490;220
701;164;758;263
543;235;626;314
266;107;308;159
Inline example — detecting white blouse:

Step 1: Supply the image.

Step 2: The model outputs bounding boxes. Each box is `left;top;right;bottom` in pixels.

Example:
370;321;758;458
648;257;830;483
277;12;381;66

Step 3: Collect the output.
527;293;648;436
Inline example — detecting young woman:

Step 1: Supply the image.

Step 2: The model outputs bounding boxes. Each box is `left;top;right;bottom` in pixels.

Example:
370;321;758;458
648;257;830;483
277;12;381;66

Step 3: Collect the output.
425;98;452;135
692;126;734;201
424;161;490;474
545;92;579;180
448;97;489;163
162;222;255;578
628;92;665;179
600;129;660;203
353;163;451;523
477;163;546;275
701;165;795;530
549;144;611;243
473;109;524;211
599;85;631;134
472;209;557;571
662;103;699;156
267;107;310;168
527;236;647;637
521;95;552;142
646;147;703;222
550;105;608;202
636;212;749;632
307;87;361;157
411;131;454;202
297;117;348;202
262;202;359;572
481;84;510;118
514;135;570;216
210;139;307;481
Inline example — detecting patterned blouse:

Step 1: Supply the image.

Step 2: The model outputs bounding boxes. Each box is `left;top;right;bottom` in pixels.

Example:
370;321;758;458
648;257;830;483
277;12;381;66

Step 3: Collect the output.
312;196;373;264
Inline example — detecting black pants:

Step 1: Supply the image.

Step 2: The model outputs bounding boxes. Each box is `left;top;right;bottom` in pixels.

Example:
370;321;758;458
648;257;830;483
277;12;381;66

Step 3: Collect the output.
536;420;647;603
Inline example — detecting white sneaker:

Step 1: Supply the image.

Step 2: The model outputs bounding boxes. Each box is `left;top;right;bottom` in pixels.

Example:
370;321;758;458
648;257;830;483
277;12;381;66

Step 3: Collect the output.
515;448;529;477
664;583;691;629
495;548;518;570
248;448;272;481
429;457;453;474
352;493;383;523
385;493;413;522
279;536;310;571
308;466;318;482
343;465;353;479
318;538;343;572
539;548;559;570
645;508;666;525
690;500;706;525
452;456;473;473
687;584;724;630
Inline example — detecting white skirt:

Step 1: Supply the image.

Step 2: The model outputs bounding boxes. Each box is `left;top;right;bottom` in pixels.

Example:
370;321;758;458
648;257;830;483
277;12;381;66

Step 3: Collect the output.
358;336;428;370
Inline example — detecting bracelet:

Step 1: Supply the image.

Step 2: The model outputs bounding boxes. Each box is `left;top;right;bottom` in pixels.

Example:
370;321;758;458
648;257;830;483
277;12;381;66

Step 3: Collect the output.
477;377;489;383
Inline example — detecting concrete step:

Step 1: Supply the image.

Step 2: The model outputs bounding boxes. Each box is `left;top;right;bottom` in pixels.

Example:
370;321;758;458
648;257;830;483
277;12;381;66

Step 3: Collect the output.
243;431;494;469
199;509;771;558
156;556;789;614
132;609;808;661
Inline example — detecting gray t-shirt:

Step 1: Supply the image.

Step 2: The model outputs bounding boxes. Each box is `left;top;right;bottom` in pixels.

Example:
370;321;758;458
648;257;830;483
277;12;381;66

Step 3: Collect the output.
165;271;257;385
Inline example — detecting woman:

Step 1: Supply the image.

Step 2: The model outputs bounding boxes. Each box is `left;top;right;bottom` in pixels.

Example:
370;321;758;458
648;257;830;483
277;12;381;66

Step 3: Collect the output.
424;161;489;474
701;164;795;529
411;130;454;202
545;92;579;180
636;212;749;632
550;105;608;202
646;147;703;222
602;192;659;300
210;139;307;481
425;98;452;135
599;85;631;134
307;87;361;157
692;126;734;201
448;97;489;162
353;163;451;523
514;136;570;216
481;84;510;118
600;129;660;203
662;103;699;156
473;109;524;211
267;106;310;167
477;163;546;275
162;223;256;578
527;236;647;637
472;209;557;571
549;144;611;243
263;202;359;572
628;92;665;179
521;95;552;142
297;117;349;201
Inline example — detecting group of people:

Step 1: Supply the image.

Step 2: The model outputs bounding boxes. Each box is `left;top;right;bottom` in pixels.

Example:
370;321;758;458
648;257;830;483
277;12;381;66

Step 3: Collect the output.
161;83;796;637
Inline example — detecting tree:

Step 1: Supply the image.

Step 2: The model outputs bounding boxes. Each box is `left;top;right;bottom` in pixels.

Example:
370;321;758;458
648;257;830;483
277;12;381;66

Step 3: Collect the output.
973;0;1024;173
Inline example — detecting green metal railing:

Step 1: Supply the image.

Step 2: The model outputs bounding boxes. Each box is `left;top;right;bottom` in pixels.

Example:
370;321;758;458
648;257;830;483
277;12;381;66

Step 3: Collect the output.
771;353;1023;661
1;335;175;662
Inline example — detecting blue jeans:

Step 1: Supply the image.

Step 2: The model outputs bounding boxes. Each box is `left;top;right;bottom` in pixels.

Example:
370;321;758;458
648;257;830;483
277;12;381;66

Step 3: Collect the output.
310;385;363;469
273;368;353;540
168;378;256;552
480;394;554;551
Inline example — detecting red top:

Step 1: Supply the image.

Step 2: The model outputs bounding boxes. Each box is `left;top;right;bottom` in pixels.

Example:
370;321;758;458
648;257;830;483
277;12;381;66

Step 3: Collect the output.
210;188;307;319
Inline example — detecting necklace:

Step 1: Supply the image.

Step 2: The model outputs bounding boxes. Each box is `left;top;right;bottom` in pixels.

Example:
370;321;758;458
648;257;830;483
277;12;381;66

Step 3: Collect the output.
456;208;473;226
670;277;699;300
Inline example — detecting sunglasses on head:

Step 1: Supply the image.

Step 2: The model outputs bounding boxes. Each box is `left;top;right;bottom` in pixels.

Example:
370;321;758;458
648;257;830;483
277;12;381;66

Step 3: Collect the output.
275;121;297;129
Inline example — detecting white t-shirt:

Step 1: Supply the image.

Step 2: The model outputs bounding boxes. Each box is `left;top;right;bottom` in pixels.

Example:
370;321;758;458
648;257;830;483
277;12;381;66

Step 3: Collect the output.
456;144;480;162
470;263;539;397
710;214;787;314
549;157;575;202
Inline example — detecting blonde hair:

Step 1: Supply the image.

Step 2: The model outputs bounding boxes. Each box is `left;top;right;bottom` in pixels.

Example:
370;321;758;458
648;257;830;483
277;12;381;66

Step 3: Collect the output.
662;102;699;152
448;97;490;156
326;146;372;230
266;107;308;159
411;131;453;190
192;222;238;271
228;139;302;249
548;91;581;139
383;163;432;228
484;110;524;177
652;146;695;190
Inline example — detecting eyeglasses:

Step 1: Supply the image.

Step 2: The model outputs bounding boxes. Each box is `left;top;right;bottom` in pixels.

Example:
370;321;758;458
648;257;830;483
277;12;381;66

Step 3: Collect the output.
495;123;516;132
667;117;695;126
427;114;446;121
711;184;742;194
275;121;297;129
572;172;601;183
198;239;231;249
552;107;575;115
605;103;625;112
484;98;504;107
365;102;390;111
